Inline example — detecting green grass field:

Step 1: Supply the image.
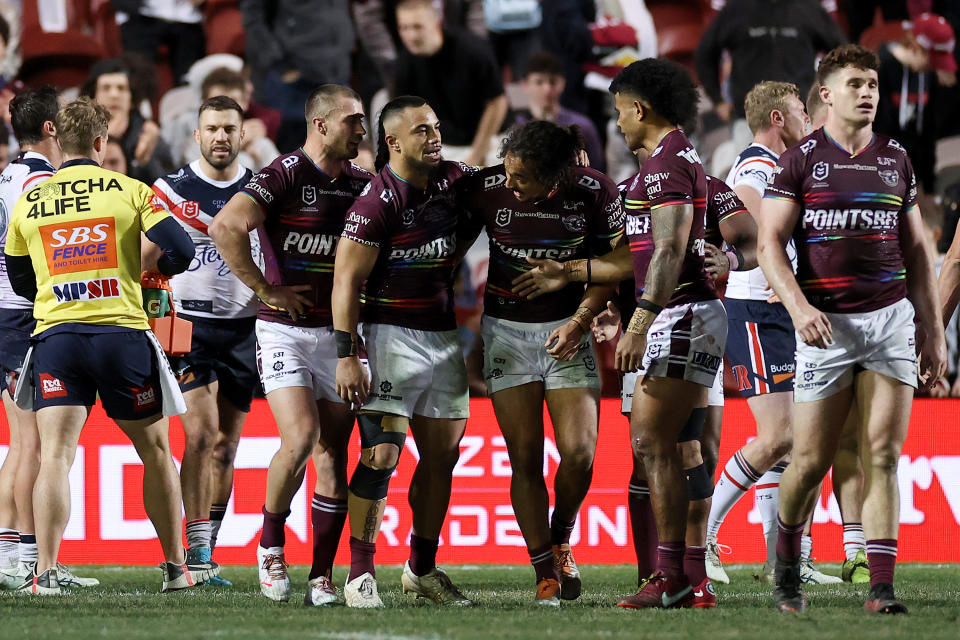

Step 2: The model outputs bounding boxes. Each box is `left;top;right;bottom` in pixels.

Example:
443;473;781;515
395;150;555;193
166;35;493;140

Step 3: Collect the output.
2;564;958;639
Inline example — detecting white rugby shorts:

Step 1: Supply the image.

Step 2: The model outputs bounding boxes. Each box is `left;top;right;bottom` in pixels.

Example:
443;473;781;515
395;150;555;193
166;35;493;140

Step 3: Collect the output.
621;365;724;415
637;299;727;388
255;320;343;402
482;315;601;395
361;323;469;419
793;298;918;402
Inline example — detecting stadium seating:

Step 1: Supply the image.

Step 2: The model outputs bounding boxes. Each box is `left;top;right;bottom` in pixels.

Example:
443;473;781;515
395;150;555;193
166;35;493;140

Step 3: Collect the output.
204;0;246;57
18;0;106;88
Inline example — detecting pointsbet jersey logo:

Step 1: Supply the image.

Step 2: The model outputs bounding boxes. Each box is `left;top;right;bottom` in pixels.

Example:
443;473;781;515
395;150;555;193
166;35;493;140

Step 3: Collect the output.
39;217;118;275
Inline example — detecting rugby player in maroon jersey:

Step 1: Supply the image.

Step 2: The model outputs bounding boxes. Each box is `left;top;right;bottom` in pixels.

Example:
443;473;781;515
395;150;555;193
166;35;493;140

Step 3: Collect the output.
332;96;473;608
209;85;371;606
758;44;946;614
455;120;623;605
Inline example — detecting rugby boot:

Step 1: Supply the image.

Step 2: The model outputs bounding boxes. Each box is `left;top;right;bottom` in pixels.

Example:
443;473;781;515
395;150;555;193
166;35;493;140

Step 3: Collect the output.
401;561;471;605
686;577;717;608
305;575;343;606
344;572;384;608
257;545;290;601
535;577;561;607
705;537;731;585
842;549;871;584
18;565;60;596
772;559;806;613
617;571;693;609
553;543;582;600
863;583;908;615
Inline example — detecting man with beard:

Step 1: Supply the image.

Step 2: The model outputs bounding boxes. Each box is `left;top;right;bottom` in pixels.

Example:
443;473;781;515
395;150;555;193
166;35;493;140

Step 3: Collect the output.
209;85;371;605
147;96;256;586
332;95;473;608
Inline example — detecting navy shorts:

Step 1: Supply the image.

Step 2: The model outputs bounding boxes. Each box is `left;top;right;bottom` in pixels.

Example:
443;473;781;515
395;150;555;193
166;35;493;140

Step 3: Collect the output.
170;314;258;412
32;329;163;420
0;308;36;395
725;299;795;397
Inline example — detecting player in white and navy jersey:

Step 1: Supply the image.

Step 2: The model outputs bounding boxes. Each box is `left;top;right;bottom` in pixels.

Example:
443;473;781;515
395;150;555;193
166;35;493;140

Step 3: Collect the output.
761;44;945;615
0;87;97;590
148;96;255;585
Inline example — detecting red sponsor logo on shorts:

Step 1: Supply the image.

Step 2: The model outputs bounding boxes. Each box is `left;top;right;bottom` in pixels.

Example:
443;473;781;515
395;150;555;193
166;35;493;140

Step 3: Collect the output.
39;373;68;398
132;384;159;411
731;365;752;392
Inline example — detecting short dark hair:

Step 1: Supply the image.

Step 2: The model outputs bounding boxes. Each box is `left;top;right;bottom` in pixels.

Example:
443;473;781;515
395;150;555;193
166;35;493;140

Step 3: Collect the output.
524;51;564;78
10;86;61;146
375;95;428;172
609;58;700;129
305;84;362;121
198;95;244;121
500;120;583;188
816;44;880;86
201;67;245;99
80;58;132;100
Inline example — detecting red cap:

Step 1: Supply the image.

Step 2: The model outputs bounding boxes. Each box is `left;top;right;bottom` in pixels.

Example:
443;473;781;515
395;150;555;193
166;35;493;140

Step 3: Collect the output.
911;13;958;73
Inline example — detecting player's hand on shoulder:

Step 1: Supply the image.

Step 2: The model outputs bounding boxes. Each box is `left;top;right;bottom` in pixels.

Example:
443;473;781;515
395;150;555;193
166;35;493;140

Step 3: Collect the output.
336;356;370;409
257;283;313;322
592;301;620;343
511;257;568;299
792;302;833;349
615;331;646;373
703;243;729;279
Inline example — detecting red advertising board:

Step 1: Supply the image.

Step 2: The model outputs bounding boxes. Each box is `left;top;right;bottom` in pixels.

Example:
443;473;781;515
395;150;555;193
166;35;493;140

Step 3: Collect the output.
1;398;957;565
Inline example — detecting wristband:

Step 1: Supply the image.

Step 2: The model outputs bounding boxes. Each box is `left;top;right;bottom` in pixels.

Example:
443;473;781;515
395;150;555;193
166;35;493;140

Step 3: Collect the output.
334;330;359;358
626;307;656;336
571;306;595;332
724;250;739;272
636;298;663;315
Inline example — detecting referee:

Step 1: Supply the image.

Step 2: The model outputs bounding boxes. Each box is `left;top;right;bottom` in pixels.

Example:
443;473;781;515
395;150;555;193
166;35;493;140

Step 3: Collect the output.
3;97;212;595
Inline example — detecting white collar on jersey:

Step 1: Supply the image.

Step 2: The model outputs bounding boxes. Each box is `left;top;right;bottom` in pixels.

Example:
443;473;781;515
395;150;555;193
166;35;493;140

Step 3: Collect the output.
189;159;246;188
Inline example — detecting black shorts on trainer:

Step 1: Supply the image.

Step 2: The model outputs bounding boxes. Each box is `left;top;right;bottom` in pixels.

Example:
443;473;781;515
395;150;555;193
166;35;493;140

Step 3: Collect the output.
32;327;163;420
0;308;36;395
170;314;258;412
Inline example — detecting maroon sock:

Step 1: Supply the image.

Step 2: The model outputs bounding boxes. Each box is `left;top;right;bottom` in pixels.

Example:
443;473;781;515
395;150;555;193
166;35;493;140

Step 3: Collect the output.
776;517;804;563
348;537;376;581
628;481;658;583
528;543;558;582
657;541;686;583
683;545;707;585
866;538;897;588
309;494;348;580
549;512;576;546
259;506;290;549
409;534;439;577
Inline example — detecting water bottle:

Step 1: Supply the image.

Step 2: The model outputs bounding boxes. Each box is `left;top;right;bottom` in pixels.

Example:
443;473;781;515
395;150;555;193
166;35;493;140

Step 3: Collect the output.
141;271;171;318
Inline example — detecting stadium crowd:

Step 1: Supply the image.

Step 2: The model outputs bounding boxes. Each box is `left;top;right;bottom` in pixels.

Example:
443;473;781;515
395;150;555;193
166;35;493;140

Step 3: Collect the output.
0;0;958;616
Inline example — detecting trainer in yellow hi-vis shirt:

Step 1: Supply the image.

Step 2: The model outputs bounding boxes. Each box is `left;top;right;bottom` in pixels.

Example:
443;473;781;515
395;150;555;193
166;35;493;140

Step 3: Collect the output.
4;161;171;334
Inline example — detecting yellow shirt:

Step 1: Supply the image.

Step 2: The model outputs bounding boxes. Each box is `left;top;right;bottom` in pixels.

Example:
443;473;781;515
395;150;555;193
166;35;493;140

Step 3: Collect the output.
5;159;170;334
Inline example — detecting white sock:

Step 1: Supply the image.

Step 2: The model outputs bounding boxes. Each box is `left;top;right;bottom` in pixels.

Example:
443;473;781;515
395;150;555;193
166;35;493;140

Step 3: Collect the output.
755;462;784;566
186;519;212;550
801;534;813;562
707;449;762;539
843;523;866;561
0;529;18;566
19;533;37;563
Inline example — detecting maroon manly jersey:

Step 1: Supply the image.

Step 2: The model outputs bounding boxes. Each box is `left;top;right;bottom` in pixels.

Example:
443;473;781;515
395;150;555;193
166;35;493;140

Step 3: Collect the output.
457;165;624;322
764;129;917;313
623;129;715;306
241;150;372;326
705;175;749;247
342;160;475;331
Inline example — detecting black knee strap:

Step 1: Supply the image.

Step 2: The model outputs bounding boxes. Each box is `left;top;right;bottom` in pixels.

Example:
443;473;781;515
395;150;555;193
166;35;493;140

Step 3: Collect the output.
357;412;407;449
678;407;707;443
686;462;714;500
350;462;394;500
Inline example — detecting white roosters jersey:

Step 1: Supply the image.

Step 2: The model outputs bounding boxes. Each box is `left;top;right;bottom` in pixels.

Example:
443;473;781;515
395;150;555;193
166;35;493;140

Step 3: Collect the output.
152;161;259;319
0;152;56;309
724;143;797;301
